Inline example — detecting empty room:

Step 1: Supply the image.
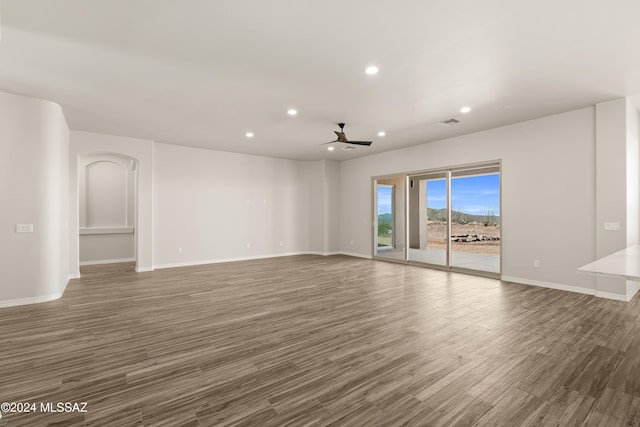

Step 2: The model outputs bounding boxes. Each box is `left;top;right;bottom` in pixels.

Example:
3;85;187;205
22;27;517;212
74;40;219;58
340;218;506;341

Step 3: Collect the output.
3;1;640;426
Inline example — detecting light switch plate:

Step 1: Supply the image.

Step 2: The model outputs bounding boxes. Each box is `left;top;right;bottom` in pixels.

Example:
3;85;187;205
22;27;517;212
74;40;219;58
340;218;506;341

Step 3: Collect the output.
16;224;34;233
604;222;620;231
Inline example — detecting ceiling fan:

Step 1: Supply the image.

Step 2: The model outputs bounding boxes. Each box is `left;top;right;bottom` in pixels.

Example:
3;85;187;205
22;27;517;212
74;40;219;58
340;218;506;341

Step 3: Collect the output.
326;123;373;146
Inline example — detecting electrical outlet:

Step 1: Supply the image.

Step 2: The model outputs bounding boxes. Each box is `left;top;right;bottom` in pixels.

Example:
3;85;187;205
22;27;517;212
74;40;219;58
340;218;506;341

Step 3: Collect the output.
247;243;251;248
533;260;540;268
177;247;183;254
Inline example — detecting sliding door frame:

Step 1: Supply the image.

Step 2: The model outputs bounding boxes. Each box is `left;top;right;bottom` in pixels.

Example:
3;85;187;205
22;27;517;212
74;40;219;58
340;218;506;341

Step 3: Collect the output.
372;160;502;279
371;173;408;265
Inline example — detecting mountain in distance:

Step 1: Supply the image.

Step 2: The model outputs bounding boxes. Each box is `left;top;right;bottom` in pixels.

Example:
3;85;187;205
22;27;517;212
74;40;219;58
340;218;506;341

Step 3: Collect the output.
378;209;500;225
378;213;392;224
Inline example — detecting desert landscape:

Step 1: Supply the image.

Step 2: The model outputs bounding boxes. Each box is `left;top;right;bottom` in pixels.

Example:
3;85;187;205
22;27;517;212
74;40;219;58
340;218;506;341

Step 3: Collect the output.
378;207;501;256
425;221;500;255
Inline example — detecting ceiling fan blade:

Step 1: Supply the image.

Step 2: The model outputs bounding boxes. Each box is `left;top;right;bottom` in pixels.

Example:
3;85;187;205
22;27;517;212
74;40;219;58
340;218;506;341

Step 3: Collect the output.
346;140;373;146
334;131;349;142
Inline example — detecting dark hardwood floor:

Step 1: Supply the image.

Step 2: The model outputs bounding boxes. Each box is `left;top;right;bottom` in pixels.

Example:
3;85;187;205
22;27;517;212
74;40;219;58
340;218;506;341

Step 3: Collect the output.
1;255;640;426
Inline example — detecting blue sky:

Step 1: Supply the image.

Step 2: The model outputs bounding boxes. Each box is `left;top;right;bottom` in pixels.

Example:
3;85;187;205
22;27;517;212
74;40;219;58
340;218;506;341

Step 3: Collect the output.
377;174;500;216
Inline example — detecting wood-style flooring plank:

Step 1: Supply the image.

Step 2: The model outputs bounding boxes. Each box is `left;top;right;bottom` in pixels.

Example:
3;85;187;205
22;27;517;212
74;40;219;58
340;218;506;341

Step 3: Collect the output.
1;255;640;425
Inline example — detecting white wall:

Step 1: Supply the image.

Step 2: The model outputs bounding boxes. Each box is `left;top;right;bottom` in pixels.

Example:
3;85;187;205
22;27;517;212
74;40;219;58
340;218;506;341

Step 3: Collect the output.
0;92;69;306
79;233;134;263
84;160;129;227
70;131;153;274
341;107;598;295
152;143;309;267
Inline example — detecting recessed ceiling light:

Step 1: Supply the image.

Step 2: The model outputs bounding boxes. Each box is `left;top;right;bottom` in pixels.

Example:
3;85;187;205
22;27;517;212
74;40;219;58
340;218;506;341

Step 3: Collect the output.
287;109;298;116
365;66;379;75
378;131;386;137
327;146;335;151
460;106;471;113
245;132;254;138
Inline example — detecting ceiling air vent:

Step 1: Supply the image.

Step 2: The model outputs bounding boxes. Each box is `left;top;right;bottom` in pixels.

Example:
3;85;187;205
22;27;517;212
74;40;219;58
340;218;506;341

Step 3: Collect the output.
439;118;461;126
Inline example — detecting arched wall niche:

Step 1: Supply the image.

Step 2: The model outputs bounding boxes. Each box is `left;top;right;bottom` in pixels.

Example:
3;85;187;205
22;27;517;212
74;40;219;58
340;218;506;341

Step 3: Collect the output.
78;152;138;266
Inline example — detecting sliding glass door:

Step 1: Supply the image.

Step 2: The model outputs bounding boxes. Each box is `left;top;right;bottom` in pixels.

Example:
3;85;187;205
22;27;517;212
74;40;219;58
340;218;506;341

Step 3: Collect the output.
374;176;406;261
450;168;500;273
373;162;500;277
408;172;448;266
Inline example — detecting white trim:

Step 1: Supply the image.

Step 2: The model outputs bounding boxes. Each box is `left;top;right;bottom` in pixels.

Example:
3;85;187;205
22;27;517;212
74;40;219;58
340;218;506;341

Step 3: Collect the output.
80;227;134;235
153;251;351;270
626;281;640;301
135;266;154;273
595;290;628;302
80;258;135;266
502;275;629;301
0;277;69;309
153;252;309;270
501;276;595;296
340;251;373;259
0;293;62;308
59;276;70;296
69;273;81;279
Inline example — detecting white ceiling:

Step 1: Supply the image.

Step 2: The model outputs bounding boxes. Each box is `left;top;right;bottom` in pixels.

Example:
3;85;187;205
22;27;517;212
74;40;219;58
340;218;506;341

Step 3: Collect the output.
2;1;640;161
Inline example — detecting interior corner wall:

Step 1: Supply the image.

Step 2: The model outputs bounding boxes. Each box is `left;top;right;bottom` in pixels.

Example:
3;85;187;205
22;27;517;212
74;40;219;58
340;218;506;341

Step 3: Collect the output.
69;131;154;274
340;107;598;295
324;160;341;253
625;100;640;298
596;99;628;258
305;160;326;254
152;143;309;267
0;92;69;306
626;100;640;248
595;98;638;296
304;160;341;255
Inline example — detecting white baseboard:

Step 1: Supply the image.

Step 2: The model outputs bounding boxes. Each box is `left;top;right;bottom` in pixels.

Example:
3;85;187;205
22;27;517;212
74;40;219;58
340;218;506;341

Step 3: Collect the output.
501;276;595;297
502;275;631;301
0;293;62;308
68;273;81;279
0;276;69;309
340;251;373;259
153;251;355;270
153;252;309;270
307;251;341;256
80;258;135;266
595;290;628;302
626;281;640;301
